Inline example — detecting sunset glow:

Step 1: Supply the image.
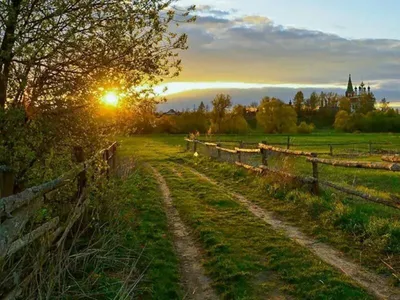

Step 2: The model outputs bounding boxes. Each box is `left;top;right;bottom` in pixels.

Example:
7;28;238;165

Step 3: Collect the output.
102;91;119;107
154;82;346;97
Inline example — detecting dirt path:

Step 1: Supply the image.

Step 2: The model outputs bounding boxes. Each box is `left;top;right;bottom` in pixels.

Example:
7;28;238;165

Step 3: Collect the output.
186;166;400;300
149;166;217;300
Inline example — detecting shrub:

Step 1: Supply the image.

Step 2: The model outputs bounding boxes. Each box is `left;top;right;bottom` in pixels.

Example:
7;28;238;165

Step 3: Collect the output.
297;122;315;134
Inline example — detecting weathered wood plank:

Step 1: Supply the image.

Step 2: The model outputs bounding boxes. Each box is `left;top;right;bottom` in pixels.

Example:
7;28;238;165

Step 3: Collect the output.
0;198;43;254
382;155;400;163
216;146;237;154
235;148;261;153
307;157;400;171
205;142;218;147
259;143;315;157
5;217;59;257
320;181;400;209
235;162;264;173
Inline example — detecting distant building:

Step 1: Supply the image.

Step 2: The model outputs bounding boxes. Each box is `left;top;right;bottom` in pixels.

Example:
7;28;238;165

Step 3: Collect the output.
163;109;180;116
345;74;372;111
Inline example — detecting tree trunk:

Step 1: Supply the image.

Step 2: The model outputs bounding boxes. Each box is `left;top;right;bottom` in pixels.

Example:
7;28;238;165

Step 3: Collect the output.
0;0;22;109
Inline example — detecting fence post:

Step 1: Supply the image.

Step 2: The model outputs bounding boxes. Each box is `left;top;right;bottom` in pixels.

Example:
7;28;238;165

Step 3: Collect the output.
104;149;110;178
329;145;333;156
311;153;319;195
112;143;117;171
193;140;197;153
73;146;87;196
186;138;190;151
287;136;291;150
217;143;221;159
261;140;268;166
369;141;372;155
0;166;14;198
238;141;243;163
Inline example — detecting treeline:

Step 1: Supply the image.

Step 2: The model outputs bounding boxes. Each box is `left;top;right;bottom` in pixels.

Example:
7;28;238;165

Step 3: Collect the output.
118;91;400;135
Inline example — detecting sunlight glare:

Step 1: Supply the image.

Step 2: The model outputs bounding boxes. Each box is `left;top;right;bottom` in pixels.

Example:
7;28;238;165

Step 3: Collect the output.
102;91;119;107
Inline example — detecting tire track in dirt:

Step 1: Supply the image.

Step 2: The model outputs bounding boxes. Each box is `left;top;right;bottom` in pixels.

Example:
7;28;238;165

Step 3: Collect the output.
185;166;400;300
149;166;217;300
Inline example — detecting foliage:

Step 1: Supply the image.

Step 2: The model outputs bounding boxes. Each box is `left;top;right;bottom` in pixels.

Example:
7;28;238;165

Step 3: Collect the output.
293;91;304;113
256;97;297;133
339;97;352;113
334;109;400;133
297;121;315;134
334;110;351;131
0;1;194;186
211;94;232;133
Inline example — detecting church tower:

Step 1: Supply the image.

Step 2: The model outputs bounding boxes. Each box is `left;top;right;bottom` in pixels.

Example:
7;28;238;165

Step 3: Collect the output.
345;74;354;97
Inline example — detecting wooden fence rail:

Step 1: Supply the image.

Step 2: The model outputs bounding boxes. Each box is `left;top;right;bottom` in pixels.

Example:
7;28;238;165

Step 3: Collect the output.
0;142;118;298
185;138;400;210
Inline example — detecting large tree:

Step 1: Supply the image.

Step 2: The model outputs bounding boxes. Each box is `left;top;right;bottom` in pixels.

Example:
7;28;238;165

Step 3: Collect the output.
256;97;297;133
0;0;195;186
211;94;231;133
293;91;304;113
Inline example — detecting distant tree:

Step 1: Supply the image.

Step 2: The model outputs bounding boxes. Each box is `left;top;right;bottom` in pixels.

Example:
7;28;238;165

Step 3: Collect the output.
334;110;351;131
356;93;376;114
256;98;297;133
339;97;351;113
250;101;259;108
232;104;246;117
306;92;319;111
380;98;390;112
293;91;304;113
211;94;232;133
198;101;206;114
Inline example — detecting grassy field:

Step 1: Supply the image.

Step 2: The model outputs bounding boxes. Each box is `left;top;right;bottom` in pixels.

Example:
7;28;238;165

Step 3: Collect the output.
115;133;400;299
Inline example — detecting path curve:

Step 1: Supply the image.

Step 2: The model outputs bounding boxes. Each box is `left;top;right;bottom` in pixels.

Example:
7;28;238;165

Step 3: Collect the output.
186;166;400;300
150;166;217;300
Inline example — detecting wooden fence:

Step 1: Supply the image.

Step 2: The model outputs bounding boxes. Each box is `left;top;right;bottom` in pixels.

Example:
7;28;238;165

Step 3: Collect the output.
195;136;399;156
0;142;117;299
185;138;400;210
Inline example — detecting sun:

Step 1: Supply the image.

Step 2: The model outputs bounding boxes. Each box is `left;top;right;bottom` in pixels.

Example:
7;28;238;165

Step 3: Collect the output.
102;91;119;107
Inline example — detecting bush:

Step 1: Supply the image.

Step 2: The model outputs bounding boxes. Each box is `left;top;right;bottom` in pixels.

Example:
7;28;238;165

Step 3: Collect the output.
297;122;315;134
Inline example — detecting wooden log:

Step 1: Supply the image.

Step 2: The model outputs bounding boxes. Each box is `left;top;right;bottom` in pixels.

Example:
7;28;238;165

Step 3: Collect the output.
3;226;64;300
234;148;261;153
320;181;400;210
184;138;194;142
5;217;59;257
0;142;116;217
215;146;237;154
205;142;218;147
0;198;43;254
259;143;315;157
382;155;400;163
306;157;400;171
235;162;264;173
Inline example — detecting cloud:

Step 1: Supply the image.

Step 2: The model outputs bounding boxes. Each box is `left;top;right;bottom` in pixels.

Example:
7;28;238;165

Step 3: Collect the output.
173;6;400;94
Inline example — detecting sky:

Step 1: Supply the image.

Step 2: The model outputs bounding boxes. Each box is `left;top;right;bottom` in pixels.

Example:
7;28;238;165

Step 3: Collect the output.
158;1;400;110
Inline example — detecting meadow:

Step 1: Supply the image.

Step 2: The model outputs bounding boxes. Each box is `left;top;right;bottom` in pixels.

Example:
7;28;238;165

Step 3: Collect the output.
114;132;400;299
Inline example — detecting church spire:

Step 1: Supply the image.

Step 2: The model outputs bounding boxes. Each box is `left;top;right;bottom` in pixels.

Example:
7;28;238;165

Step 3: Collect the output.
346;74;354;97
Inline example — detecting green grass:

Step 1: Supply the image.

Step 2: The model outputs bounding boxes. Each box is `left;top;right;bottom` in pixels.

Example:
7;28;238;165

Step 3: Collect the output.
117;135;400;282
157;163;372;299
76;162;183;299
